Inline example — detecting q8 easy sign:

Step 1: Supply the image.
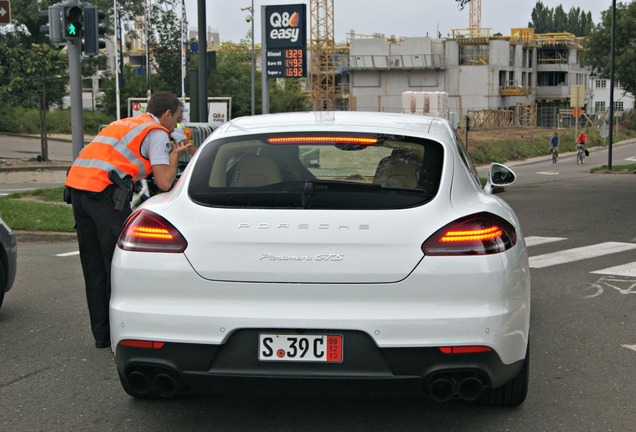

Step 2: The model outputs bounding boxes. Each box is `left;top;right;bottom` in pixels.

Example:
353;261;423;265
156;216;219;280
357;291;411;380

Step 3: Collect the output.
264;4;307;78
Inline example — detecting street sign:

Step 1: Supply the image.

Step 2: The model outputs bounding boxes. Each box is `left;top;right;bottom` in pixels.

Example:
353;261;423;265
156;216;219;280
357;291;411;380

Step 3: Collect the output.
571;107;583;118
0;0;11;25
570;84;585;108
600;123;609;139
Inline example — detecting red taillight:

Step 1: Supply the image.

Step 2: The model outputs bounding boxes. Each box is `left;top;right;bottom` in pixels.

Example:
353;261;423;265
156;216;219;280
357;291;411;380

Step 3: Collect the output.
439;346;493;354
422;212;516;256
119;339;165;349
118;209;187;253
267;136;378;145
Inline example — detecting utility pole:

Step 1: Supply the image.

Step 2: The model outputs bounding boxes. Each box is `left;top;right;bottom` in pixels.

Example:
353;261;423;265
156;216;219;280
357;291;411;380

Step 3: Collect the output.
197;0;207;122
608;0;616;170
64;0;85;160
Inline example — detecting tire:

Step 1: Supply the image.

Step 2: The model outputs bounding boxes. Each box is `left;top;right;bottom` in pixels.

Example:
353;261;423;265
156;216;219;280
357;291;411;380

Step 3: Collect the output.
470;345;530;407
552;151;557;164
0;262;5;309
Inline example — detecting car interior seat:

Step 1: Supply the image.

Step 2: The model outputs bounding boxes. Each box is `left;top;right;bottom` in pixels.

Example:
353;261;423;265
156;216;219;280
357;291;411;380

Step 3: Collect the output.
229;154;283;187
373;149;422;189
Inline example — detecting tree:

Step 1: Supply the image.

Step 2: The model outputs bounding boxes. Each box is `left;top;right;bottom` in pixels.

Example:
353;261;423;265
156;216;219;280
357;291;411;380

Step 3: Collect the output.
583;2;636;97
455;0;470;9
528;1;594;36
0;39;67;159
99;65;154;117
269;79;310;113
206;41;310;118
149;0;183;96
207;42;257;118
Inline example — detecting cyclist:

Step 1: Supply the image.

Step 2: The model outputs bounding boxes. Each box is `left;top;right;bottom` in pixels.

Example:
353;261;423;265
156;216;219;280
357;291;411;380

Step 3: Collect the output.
549;131;560;162
576;131;588;150
576;130;588;164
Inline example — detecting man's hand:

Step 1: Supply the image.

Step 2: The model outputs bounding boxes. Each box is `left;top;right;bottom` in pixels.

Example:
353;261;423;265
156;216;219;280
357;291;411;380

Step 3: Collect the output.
173;139;196;156
152;140;195;191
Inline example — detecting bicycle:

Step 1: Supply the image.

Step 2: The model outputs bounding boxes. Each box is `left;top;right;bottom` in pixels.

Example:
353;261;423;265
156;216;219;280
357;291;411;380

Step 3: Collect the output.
130;162;188;210
130;178;154;210
550;146;558;164
576;144;585;165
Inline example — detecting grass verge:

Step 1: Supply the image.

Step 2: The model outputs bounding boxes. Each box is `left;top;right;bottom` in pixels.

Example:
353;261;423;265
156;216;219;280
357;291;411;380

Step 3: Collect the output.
0;187;75;232
590;164;636;174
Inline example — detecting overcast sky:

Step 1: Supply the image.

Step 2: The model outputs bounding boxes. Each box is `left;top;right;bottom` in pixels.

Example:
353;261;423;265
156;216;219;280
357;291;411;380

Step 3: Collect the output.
184;0;610;43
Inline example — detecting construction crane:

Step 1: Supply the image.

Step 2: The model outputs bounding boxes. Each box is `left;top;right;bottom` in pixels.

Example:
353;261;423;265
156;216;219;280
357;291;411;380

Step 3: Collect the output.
469;0;481;36
309;0;336;111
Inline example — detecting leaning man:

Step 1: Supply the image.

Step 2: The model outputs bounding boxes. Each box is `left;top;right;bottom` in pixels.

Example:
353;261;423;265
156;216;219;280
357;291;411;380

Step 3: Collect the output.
64;91;195;349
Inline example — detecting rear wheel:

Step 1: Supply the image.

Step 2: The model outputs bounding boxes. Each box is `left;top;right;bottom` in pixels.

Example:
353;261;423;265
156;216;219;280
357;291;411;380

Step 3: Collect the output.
577;150;585;165
552;150;557;164
470;345;529;407
0;262;6;309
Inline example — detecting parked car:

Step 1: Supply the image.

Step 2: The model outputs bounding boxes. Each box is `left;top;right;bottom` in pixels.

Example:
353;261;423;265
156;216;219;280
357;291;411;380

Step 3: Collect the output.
110;111;531;406
0;216;17;310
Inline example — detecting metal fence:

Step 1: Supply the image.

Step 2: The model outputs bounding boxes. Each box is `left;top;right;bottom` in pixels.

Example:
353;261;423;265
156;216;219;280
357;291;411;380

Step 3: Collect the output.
181;122;218;162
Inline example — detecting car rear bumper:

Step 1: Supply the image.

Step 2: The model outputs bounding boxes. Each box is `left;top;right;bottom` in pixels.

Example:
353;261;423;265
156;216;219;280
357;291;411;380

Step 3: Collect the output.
114;329;525;400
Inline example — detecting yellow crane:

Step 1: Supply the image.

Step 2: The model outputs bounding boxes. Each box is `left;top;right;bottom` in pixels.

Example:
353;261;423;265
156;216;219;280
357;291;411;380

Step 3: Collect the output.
309;0;336;111
469;0;481;36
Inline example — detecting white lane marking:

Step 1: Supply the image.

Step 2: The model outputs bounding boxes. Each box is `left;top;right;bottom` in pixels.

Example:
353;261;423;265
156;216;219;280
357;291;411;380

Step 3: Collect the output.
625;157;636;162
529;242;636;268
622;344;636;352
536;171;559;175
592;263;636;278
524;236;567;247
56;251;80;257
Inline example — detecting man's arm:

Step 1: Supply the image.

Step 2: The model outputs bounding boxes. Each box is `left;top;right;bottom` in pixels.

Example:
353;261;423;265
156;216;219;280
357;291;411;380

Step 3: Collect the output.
152;140;195;191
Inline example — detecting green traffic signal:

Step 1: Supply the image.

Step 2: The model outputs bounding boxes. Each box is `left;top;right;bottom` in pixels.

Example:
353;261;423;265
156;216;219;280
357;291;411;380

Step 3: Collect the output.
63;5;83;39
67;23;78;36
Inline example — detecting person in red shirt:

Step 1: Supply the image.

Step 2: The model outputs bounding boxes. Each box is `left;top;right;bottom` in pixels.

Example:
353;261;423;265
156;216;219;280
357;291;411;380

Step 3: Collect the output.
576;131;588;150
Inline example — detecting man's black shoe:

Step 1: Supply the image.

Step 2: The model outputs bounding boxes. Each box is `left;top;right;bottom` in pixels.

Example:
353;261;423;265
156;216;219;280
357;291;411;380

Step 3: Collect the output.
95;341;111;349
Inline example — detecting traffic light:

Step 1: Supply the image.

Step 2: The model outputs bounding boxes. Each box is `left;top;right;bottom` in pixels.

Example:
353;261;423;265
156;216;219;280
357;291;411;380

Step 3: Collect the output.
83;5;106;56
40;4;64;44
63;4;83;39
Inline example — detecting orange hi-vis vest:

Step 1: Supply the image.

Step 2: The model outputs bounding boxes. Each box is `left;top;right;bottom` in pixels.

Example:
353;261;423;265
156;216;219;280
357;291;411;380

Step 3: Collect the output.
65;114;169;192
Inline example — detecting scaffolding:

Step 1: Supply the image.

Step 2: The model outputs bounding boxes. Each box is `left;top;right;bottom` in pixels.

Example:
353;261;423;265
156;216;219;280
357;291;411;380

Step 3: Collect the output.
468;0;481;37
309;0;336;111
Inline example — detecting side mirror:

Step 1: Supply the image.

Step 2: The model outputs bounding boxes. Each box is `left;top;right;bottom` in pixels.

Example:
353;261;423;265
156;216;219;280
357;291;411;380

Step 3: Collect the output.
484;163;516;194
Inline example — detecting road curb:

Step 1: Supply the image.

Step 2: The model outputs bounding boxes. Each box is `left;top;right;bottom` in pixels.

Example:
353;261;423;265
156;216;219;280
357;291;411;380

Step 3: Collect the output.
15;230;77;243
0;165;70;172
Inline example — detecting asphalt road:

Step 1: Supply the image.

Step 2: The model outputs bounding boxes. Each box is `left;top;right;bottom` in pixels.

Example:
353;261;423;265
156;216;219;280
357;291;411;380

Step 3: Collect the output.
1;134;636;431
0;133;75;163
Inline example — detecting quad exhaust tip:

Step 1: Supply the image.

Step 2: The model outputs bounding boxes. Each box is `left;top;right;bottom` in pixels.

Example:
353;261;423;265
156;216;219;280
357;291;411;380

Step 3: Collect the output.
126;367;180;398
426;372;486;402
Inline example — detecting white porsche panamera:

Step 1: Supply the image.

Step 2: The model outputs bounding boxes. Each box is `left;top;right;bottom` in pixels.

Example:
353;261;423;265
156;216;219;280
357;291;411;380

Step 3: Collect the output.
110;111;531;406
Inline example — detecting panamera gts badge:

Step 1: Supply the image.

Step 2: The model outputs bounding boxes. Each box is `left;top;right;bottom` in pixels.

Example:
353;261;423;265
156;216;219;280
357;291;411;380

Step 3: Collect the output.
259;253;344;262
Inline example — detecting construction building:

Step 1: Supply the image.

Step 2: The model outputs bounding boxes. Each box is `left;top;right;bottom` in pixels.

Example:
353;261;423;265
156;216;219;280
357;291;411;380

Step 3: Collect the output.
335;28;592;128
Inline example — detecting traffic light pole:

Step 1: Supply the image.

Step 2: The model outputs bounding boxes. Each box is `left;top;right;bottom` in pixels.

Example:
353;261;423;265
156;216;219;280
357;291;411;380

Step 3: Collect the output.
68;32;84;160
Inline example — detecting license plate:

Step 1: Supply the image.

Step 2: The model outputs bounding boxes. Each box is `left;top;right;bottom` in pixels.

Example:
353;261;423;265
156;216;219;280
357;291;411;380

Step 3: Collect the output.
258;333;343;363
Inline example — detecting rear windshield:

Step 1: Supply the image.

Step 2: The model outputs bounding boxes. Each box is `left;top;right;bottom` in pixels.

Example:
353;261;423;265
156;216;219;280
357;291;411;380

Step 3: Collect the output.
188;132;443;209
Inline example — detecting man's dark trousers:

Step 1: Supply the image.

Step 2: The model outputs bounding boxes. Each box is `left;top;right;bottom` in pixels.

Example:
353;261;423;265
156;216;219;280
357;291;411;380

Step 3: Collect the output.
70;188;132;346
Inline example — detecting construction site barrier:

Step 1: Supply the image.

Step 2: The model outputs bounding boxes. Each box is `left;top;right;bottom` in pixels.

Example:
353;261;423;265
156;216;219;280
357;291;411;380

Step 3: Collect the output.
181;123;218;162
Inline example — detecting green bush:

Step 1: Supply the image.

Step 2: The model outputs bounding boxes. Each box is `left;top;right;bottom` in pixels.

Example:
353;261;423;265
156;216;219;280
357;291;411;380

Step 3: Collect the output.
0;106;114;136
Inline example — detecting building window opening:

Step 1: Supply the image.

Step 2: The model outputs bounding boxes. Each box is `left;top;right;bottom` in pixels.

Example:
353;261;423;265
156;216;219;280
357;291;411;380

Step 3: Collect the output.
459;45;489;66
537;71;567;87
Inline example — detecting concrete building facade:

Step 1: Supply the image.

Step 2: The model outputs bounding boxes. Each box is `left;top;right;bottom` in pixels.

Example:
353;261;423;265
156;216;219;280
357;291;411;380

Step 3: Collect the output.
341;29;595;129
